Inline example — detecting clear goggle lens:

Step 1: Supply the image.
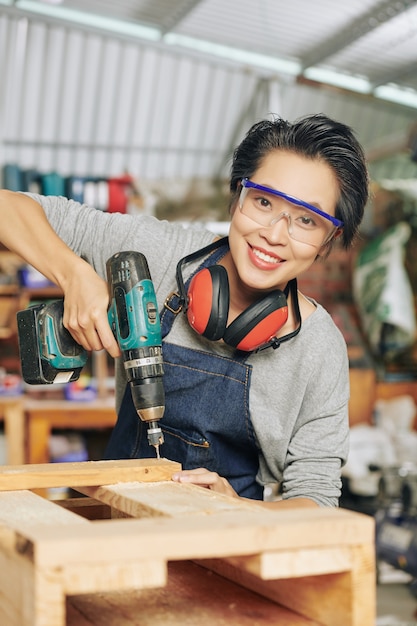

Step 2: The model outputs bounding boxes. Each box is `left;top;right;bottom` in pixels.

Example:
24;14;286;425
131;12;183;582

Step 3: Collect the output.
239;185;339;247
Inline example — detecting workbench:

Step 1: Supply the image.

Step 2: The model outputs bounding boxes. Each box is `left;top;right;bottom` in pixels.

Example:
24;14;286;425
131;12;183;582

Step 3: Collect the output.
0;396;117;465
0;396;25;464
24;397;117;464
0;459;376;626
3;371;416;466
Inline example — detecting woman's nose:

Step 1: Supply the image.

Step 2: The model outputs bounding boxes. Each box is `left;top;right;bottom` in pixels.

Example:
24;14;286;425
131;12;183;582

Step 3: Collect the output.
261;213;290;242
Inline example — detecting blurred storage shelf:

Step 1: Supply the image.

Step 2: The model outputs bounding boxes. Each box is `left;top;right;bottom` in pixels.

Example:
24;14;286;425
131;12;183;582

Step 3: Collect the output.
0;284;20;339
0;282;63;372
0;284;62;334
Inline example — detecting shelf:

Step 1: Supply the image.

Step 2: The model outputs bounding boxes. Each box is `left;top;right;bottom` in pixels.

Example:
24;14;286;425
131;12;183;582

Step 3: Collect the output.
0;284;63;364
21;286;62;298
0;328;14;339
0;285;19;295
18;286;63;308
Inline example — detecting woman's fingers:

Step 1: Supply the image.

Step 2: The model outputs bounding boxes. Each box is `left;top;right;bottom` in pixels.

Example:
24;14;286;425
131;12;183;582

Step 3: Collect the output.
172;468;238;497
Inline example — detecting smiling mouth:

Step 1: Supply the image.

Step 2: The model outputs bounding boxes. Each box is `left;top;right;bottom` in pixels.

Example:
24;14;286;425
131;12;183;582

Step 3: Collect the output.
252;247;282;264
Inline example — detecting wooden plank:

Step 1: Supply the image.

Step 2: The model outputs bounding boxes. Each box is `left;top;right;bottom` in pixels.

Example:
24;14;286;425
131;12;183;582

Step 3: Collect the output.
16;500;374;569
0;491;87;626
349;544;377;626
67;561;320;626
0;491;88;530
198;552;376;626
0;459;181;491
79;481;264;518
0;490;88;553
61;560;168;595
0;547;66;626
224;546;352;579
0;550;31;626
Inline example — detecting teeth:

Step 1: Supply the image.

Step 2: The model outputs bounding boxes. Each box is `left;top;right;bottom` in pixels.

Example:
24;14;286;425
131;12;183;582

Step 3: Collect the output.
253;248;279;264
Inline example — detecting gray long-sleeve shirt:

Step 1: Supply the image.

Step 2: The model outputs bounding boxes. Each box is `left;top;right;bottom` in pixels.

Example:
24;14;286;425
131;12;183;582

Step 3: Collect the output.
26;193;350;506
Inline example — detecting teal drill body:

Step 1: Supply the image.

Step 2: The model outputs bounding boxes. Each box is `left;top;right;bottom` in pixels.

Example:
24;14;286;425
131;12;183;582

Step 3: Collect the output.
106;251;165;455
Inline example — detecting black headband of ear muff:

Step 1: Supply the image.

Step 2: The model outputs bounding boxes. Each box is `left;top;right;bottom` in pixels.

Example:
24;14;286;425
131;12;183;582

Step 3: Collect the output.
175;238;229;306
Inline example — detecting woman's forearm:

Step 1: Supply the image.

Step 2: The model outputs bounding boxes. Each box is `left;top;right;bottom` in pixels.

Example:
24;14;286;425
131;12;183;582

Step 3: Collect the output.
0;189;86;289
0;189;119;355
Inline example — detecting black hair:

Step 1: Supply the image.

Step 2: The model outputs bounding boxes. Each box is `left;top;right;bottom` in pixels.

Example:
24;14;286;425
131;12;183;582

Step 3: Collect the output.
229;114;369;249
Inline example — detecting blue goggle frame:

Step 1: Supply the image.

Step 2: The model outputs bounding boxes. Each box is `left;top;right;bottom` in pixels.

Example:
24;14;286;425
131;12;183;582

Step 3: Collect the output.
241;178;344;229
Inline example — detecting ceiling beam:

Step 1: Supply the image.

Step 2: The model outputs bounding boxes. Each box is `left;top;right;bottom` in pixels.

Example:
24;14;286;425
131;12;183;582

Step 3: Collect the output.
300;0;417;71
158;0;204;35
370;60;417;89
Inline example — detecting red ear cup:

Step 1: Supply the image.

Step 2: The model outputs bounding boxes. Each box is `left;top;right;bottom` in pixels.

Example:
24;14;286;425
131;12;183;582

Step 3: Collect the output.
185;264;289;351
223;291;288;351
186;266;229;341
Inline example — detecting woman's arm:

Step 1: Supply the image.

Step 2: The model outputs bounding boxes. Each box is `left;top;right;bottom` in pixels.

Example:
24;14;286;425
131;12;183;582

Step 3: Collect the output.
0;190;119;356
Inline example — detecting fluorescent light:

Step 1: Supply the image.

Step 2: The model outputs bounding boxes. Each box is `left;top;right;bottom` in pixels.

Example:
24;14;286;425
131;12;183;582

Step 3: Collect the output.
303;66;371;94
163;33;301;76
374;84;417;109
14;1;161;41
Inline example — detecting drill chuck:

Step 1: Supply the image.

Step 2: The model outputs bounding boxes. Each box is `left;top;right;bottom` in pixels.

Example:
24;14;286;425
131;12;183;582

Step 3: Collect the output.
124;344;165;423
127;370;165;451
124;345;164;383
146;420;164;448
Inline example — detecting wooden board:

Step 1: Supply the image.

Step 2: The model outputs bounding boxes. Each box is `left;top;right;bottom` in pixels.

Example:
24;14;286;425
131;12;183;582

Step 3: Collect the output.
0;458;180;490
67;561;320;626
79;480;265;518
15;492;374;570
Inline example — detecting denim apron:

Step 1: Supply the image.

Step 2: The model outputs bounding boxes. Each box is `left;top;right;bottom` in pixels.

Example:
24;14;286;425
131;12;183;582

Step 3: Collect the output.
104;241;263;500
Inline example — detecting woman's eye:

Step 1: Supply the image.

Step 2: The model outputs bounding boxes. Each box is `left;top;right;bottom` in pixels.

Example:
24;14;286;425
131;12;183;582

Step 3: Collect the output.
299;214;316;227
255;195;272;209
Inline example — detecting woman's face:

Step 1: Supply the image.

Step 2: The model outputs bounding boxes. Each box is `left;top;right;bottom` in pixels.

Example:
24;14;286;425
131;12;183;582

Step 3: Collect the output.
227;150;340;296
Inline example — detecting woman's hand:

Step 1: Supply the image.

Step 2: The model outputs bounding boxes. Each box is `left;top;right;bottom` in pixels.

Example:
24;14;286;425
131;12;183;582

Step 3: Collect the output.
172;468;239;498
61;260;121;358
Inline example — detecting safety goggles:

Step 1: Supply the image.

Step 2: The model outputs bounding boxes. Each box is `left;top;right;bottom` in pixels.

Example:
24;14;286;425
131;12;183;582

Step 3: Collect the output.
239;178;344;247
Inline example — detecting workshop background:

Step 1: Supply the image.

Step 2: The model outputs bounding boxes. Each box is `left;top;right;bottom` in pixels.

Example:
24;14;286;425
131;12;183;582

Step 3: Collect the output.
1;2;417;623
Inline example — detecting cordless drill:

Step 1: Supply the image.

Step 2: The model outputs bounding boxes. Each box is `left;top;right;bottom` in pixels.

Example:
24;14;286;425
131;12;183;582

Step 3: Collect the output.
106;251;164;456
17;251;165;457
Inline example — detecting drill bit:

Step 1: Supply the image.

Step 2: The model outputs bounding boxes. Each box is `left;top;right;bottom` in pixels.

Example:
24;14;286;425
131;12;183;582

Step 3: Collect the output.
147;421;164;459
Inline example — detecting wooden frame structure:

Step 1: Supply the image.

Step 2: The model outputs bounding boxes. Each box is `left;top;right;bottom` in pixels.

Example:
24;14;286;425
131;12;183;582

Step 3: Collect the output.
0;459;376;625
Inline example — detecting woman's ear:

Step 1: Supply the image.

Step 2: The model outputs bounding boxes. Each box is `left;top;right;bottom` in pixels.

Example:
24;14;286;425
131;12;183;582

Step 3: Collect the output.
229;182;243;217
318;229;343;258
229;195;240;217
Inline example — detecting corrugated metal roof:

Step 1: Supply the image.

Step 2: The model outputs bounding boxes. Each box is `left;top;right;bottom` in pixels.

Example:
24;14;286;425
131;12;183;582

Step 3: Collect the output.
1;0;416;193
7;0;417;96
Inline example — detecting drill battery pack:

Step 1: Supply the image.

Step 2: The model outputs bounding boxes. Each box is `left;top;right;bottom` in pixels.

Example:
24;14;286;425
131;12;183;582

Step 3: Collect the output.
17;300;87;385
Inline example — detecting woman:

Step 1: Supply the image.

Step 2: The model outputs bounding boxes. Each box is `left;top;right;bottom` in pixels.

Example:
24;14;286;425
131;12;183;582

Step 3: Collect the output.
0;114;369;508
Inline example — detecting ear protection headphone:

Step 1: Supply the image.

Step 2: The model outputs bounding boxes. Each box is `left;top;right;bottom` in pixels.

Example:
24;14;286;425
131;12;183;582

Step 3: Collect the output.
175;238;301;352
